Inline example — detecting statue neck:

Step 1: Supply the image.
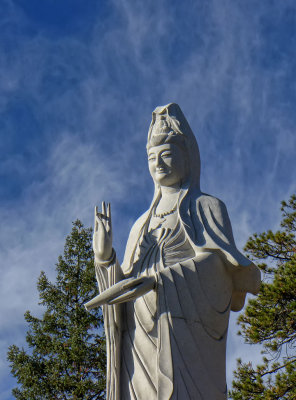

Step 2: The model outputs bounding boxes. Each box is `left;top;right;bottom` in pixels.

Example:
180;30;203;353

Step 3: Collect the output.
160;185;180;196
156;185;181;214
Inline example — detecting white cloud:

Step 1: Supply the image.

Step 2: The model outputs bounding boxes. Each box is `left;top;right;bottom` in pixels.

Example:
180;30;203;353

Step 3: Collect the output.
0;134;134;394
1;0;296;397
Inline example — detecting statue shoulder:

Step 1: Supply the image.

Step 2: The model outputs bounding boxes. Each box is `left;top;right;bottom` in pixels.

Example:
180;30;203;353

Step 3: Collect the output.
190;192;232;236
128;210;150;237
194;192;227;213
122;210;150;274
125;210;150;252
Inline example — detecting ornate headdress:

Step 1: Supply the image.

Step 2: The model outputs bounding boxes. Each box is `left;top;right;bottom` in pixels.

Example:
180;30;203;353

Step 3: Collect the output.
146;103;187;149
147;103;201;189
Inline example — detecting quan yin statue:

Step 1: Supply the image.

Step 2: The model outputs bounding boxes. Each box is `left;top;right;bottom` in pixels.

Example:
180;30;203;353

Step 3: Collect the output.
85;103;261;400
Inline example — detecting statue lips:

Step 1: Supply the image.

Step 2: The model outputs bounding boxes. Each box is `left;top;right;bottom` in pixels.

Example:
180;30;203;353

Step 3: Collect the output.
156;169;167;176
84;275;156;311
155;166;172;179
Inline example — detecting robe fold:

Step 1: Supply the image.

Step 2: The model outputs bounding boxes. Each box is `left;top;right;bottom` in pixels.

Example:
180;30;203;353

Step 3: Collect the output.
95;193;261;400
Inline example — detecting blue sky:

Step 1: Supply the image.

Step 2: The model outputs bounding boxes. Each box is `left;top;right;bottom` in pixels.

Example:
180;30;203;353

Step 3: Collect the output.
1;0;296;397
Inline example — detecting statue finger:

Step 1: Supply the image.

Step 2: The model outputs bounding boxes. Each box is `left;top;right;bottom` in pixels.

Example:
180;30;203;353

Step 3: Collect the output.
100;201;107;228
102;201;106;216
107;203;112;229
96;212;104;219
94;206;98;231
96;215;106;231
96;212;108;226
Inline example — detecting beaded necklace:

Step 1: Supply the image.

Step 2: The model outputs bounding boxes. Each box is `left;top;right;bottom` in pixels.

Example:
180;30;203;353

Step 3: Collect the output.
153;204;177;218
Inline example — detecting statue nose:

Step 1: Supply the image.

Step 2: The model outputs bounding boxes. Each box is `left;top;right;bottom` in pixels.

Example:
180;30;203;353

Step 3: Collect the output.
155;155;165;167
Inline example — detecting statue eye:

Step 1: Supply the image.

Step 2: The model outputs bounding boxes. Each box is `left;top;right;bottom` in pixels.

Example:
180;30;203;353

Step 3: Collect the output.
161;152;172;158
148;156;156;162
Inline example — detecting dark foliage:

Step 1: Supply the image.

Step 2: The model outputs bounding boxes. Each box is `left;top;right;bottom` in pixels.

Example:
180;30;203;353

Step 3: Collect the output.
229;195;296;399
7;220;106;399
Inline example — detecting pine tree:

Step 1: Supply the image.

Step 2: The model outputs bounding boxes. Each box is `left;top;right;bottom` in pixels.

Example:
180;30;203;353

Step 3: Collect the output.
7;220;106;400
229;195;296;400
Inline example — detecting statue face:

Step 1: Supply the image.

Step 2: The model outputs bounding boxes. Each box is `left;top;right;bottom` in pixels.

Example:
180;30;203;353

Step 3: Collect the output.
148;143;187;187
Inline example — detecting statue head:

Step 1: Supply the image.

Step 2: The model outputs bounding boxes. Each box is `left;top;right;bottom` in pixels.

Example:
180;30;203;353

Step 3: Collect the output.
147;103;200;191
147;142;188;188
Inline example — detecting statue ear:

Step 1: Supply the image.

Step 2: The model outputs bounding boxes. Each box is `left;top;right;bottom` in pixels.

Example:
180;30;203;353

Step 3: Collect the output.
177;145;190;187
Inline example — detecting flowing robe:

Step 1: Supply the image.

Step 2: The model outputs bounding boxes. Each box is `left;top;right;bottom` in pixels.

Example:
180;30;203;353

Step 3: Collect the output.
95;193;261;400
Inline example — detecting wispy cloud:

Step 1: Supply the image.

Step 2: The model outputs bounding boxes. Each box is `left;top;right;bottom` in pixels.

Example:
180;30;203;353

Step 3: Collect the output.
1;0;296;397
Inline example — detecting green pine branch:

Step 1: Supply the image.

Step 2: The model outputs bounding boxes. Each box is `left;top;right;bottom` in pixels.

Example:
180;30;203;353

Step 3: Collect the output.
7;220;106;400
229;195;296;400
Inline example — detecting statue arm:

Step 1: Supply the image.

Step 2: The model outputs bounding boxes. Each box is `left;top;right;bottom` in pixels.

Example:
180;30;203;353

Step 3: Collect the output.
93;256;122;400
84;252;124;311
95;252;124;293
197;196;261;309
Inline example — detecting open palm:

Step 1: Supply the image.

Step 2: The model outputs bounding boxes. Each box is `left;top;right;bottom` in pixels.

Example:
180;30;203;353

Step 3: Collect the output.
93;201;113;263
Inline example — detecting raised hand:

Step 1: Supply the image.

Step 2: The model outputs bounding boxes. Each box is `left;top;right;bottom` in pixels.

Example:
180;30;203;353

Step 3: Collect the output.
93;201;113;263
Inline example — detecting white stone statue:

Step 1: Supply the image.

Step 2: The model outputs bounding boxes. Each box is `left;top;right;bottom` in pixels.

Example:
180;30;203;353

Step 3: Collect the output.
85;103;261;400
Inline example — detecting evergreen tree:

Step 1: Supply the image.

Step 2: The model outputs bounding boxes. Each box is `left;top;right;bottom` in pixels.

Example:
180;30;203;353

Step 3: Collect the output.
229;195;296;399
7;220;106;400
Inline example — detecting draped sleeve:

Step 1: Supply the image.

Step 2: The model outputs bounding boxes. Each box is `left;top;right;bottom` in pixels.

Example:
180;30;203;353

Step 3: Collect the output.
95;257;123;400
179;193;261;311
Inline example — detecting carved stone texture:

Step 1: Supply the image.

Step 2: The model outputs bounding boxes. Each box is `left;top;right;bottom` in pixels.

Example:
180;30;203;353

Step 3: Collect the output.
85;103;261;400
